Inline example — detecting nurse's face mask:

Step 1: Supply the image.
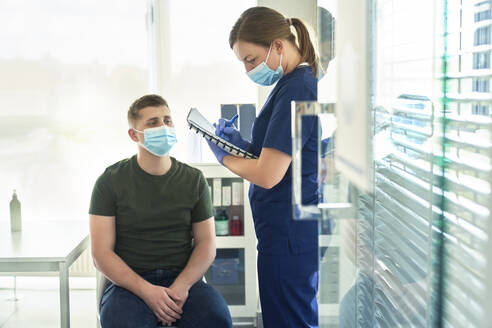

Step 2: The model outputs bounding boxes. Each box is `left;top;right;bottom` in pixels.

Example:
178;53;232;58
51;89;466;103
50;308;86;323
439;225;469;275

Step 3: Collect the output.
133;125;177;157
247;43;283;86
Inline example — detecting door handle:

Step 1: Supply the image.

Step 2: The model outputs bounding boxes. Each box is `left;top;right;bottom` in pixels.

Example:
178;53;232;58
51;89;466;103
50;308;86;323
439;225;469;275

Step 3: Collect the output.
291;101;357;220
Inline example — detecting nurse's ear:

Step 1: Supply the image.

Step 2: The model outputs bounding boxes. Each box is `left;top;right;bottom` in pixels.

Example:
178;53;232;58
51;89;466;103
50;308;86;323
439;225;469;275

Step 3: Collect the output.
272;39;284;55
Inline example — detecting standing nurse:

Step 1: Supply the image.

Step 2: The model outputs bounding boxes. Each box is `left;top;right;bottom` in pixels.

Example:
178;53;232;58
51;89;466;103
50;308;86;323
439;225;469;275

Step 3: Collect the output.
207;6;320;328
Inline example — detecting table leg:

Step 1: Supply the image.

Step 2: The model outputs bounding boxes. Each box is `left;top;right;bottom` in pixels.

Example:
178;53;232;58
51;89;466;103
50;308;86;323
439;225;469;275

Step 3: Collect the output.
6;276;21;301
59;262;70;328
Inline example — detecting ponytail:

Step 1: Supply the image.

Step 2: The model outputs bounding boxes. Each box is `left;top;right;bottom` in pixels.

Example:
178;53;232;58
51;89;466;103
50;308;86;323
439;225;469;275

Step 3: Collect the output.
230;7;320;77
290;18;319;78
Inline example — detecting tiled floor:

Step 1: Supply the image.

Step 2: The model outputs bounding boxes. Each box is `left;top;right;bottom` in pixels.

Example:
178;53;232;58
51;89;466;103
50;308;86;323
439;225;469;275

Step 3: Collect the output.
0;277;256;328
0;287;96;328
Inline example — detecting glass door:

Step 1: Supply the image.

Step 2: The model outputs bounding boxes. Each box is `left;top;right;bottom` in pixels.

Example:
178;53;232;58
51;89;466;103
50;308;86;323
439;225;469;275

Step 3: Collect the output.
292;0;463;326
294;1;492;326
302;0;492;327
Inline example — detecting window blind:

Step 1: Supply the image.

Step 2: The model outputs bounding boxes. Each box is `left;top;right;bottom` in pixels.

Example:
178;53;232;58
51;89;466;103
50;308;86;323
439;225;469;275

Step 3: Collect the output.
355;0;491;327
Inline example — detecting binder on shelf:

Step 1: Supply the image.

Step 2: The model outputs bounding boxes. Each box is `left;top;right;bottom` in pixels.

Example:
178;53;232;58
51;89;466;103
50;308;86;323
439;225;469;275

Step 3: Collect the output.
187;108;258;159
213;178;222;207
221;104;255;142
222;186;231;206
232;182;243;206
239;104;255;142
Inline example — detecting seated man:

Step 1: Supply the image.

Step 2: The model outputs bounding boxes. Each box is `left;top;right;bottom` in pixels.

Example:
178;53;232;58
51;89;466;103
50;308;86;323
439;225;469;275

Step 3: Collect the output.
89;94;232;328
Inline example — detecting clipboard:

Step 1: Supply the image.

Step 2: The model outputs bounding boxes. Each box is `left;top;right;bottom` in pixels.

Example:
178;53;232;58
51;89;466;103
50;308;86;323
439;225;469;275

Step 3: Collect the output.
187;108;258;159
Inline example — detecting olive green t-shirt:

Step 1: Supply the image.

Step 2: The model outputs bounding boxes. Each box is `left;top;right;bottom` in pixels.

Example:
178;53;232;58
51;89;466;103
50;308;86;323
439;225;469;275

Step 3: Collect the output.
89;156;213;272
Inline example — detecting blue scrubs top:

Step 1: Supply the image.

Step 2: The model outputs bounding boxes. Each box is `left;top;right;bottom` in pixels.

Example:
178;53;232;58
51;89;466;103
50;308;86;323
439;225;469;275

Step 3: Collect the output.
248;65;318;255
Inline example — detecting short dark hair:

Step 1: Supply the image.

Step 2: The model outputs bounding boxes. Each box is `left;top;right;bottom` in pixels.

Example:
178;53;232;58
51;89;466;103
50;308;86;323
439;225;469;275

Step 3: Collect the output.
127;94;169;127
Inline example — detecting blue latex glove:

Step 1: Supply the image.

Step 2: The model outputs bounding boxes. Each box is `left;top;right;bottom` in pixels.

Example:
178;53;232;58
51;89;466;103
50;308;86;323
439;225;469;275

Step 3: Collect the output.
206;139;229;165
215;114;238;138
222;126;250;150
215;116;250;151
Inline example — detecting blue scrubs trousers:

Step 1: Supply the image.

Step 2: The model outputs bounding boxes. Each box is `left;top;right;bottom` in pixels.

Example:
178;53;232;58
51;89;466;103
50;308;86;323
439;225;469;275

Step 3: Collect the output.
257;250;318;328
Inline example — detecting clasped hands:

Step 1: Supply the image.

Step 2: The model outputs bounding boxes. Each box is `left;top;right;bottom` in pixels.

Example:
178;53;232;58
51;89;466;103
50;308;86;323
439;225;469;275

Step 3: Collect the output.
142;281;189;326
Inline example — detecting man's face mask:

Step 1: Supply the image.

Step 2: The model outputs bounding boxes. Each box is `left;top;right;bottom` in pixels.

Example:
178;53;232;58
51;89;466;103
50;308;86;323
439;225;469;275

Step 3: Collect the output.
247;43;283;86
134;125;177;157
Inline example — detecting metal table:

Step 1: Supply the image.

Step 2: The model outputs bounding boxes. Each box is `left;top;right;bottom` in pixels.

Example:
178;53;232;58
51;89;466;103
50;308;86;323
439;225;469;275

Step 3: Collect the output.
0;220;89;328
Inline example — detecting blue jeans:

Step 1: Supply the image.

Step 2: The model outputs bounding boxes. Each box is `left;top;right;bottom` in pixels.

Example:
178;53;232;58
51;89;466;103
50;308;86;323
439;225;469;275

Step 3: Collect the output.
100;269;232;328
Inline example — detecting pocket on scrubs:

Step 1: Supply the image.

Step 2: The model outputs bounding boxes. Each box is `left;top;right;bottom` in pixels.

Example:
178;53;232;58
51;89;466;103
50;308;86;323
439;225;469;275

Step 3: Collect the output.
288;219;318;255
251;200;292;231
251;200;293;255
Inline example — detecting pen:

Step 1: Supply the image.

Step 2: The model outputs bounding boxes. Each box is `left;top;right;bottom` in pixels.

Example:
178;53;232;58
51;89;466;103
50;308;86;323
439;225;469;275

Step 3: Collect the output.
218;114;238;138
226;114;239;128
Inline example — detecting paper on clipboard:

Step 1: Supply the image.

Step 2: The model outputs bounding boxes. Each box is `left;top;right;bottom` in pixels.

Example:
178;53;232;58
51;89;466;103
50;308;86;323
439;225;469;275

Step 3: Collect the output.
186;108;258;159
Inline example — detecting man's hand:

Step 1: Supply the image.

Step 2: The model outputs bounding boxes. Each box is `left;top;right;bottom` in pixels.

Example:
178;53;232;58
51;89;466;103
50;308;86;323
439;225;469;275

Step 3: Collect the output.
141;283;183;326
168;281;190;309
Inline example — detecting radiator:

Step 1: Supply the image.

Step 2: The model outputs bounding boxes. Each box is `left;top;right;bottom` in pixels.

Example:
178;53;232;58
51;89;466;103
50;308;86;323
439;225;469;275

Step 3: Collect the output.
0;247;96;278
69;247;96;277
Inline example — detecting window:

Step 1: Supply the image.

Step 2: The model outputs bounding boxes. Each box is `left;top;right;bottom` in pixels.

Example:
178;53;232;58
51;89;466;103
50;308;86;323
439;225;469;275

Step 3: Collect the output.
472;52;490;69
0;1;150;220
474;9;491;22
149;0;257;163
472;104;490;116
472;78;490;92
474;25;491;46
354;0;491;326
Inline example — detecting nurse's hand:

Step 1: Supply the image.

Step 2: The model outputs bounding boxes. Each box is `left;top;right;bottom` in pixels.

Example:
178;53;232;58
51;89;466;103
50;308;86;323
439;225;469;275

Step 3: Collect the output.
214;117;235;138
214;120;250;150
206;139;229;165
222;126;250;150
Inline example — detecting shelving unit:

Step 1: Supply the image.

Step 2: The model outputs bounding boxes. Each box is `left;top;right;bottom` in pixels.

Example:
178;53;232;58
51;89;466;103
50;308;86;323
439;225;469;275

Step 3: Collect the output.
190;163;257;321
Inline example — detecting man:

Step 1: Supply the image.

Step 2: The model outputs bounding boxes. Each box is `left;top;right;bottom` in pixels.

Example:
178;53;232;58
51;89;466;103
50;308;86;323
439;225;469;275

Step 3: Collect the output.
89;94;232;328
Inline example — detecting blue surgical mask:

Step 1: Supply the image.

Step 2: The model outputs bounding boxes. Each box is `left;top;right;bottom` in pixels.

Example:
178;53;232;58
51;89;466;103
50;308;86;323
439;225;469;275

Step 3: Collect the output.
247;43;283;86
134;125;177;157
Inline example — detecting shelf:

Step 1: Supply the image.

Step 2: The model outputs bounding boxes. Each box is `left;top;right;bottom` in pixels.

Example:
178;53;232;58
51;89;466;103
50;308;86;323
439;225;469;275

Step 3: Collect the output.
216;236;249;248
319;303;340;316
189;163;240;178
190;163;257;319
320;235;341;247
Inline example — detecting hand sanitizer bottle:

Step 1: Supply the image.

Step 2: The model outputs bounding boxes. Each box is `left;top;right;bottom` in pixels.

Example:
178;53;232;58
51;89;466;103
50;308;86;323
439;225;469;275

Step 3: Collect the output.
10;190;22;232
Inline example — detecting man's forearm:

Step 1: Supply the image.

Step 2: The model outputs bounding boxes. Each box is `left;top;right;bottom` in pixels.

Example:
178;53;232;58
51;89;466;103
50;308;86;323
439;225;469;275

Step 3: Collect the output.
172;240;216;290
93;250;150;299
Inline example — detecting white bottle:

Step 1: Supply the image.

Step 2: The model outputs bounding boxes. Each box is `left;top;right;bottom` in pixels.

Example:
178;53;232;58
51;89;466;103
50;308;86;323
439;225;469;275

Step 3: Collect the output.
10;190;22;232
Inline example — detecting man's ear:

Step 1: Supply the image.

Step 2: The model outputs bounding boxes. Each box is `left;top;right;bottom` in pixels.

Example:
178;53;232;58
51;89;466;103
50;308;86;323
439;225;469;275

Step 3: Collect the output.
128;128;139;142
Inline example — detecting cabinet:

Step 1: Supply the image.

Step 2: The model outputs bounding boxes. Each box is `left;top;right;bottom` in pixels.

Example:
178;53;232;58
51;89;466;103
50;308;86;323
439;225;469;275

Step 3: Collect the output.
191;163;257;321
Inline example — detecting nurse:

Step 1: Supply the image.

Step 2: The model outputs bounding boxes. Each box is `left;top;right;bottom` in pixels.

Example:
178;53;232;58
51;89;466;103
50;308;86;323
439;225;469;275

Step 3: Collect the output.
207;6;319;328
